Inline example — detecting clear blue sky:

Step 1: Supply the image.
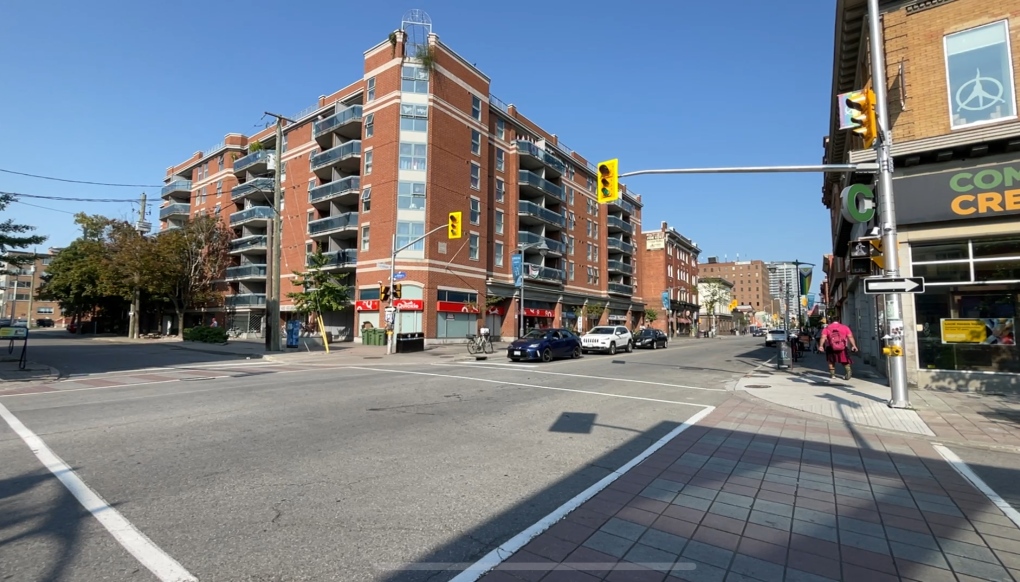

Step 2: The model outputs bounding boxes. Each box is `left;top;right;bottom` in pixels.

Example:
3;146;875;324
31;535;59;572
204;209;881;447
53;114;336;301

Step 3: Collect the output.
0;0;835;292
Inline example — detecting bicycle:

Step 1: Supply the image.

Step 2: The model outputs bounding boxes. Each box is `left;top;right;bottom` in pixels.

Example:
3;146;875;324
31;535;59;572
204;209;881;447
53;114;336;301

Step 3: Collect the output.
466;333;494;355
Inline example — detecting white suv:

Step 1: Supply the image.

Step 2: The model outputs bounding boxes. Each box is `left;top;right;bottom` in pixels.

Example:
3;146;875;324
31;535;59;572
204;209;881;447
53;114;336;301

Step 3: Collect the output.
581;325;633;355
765;329;788;347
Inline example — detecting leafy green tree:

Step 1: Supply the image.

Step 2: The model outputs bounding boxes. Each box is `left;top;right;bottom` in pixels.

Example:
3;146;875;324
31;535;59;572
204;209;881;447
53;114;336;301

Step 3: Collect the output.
287;251;352;316
644;308;658;324
150;215;232;329
0;193;46;272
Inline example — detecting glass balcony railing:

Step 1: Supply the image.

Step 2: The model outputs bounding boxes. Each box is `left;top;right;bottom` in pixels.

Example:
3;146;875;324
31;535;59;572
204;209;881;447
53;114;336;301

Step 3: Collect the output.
518;201;565;227
159;203;190;219
225;264;267;279
608;283;633;295
310;141;361;171
524;263;565;282
312;105;363;138
229;206;274;225
309;176;360;204
229;235;268;252
515;140;566;174
225;293;266;307
610;196;637;215
518;170;564;201
607;215;634;234
607;260;634;275
309;249;358;267
161;180;191;197
231;177;275;201
233;150;272;174
607;237;635;255
518;231;566;255
308;212;358;235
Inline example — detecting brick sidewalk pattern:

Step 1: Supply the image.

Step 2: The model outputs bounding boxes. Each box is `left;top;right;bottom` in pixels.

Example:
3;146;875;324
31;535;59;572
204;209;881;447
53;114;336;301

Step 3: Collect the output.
913;390;1020;450
479;396;1020;582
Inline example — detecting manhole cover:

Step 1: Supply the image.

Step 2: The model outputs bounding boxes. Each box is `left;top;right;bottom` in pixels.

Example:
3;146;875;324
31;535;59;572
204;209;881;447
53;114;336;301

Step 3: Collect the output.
744;384;771;389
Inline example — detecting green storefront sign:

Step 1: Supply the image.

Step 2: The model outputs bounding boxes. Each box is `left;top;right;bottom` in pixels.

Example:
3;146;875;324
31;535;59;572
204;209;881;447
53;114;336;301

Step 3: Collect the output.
894;158;1020;225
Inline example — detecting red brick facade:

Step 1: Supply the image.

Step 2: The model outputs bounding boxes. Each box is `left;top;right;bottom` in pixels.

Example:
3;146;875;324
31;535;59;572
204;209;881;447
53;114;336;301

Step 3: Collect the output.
637;222;701;337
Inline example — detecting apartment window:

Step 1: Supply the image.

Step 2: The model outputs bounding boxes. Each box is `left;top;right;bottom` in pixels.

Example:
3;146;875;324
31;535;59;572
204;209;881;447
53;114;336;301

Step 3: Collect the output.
306;242;314;255
401;65;429;93
495;210;504;234
592;222;599;241
367;77;376;101
198;187;207;205
216;180;222;197
282;134;288;153
470;163;480;190
568;236;575;255
496;118;505;140
307;210;315;225
214;203;221;214
471;130;481;155
945;20;1016;129
567;187;574;205
397;181;426;210
586;219;592;237
568;165;575;180
217;155;224;171
364;150;373;175
668;265;674;278
37;307;54;314
469;233;479;260
495;149;504;172
361;225;370;251
593;246;599;262
586;176;595;193
495;178;505;202
568;261;575;281
494;242;504;267
471;95;481;120
308;179;316;193
365;113;374;138
469;198;481;224
397;221;425;250
399;143;427;171
400;103;428;132
361;187;371;212
587;242;593;260
568;211;576;230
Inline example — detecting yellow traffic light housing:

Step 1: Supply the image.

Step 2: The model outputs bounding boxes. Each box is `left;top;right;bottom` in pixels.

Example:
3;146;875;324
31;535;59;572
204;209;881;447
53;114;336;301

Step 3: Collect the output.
380;285;391;302
728;299;738;311
597;159;619;204
448;211;462;239
869;239;885;270
845;89;878;148
393;283;402;299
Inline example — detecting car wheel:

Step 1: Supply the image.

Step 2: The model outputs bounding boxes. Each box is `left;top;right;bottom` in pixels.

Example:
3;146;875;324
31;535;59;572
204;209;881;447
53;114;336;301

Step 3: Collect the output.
572;346;581;359
626;341;633;353
663;340;668;348
651;341;658;350
541;347;553;362
608;342;617;355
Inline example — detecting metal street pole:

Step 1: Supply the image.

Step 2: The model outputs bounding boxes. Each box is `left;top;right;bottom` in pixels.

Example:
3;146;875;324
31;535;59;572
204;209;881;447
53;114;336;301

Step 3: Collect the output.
386;224;447;355
518;254;525;338
867;0;909;409
262;111;294;352
26;259;36;327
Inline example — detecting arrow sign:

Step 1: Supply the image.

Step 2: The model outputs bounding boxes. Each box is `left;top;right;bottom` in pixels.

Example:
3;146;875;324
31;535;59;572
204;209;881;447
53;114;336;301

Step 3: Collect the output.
864;277;925;294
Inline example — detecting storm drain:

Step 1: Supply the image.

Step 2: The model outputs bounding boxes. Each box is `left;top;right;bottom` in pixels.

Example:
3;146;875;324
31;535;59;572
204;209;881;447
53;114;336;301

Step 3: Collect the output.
744;384;771;389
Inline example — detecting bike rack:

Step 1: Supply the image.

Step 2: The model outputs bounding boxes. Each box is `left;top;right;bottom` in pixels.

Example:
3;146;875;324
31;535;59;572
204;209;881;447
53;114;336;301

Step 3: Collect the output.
1;326;29;370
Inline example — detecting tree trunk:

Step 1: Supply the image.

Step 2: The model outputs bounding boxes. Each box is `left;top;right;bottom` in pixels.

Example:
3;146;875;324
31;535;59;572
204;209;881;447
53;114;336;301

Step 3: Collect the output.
175;308;184;336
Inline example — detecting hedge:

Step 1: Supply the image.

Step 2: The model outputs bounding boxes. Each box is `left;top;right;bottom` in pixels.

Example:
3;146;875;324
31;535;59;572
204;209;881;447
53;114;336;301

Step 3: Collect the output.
182;325;228;344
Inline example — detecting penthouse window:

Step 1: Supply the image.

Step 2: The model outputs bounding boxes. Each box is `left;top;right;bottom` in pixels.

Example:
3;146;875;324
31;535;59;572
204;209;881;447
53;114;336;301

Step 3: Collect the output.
945;20;1016;129
401;66;429;94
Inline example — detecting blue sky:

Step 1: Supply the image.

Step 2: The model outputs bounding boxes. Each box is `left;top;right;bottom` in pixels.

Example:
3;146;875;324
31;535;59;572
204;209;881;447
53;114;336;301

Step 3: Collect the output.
0;0;835;291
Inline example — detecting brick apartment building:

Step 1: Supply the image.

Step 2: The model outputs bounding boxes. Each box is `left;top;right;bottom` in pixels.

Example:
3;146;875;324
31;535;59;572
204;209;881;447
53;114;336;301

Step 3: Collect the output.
0;250;62;326
698;258;773;316
159;23;650;342
638;221;701;337
823;0;1020;389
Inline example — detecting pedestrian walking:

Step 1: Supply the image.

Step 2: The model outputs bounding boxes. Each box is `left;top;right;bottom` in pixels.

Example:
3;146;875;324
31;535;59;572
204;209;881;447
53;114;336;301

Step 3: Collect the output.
818;317;859;380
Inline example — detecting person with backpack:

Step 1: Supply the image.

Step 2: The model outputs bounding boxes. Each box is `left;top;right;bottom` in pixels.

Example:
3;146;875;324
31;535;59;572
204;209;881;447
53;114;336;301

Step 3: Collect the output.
818;318;859;380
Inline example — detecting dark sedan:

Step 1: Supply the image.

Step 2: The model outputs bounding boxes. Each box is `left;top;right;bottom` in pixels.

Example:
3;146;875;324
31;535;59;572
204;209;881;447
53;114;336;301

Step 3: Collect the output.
507;328;582;362
634;328;668;349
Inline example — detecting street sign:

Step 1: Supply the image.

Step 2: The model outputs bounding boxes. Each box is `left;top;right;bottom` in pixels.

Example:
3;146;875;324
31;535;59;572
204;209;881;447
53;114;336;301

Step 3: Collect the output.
864;277;925;295
377;262;391;269
393;272;407;281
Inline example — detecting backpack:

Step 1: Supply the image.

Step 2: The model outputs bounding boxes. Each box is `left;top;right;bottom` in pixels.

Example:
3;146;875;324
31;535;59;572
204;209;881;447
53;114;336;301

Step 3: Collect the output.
829;327;847;351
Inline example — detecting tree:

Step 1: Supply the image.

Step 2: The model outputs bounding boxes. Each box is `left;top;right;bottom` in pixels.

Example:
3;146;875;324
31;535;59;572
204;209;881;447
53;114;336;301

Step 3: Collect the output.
287;250;352;349
700;278;729;334
644;308;658;324
105;220;159;338
0;193;46;272
150;215;232;331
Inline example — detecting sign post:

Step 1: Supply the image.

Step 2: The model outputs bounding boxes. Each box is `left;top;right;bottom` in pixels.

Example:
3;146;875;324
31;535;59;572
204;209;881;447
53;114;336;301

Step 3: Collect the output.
864;277;925;295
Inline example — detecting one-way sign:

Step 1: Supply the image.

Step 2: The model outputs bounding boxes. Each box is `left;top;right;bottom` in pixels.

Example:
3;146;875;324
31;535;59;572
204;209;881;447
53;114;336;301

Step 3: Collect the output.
864;277;925;294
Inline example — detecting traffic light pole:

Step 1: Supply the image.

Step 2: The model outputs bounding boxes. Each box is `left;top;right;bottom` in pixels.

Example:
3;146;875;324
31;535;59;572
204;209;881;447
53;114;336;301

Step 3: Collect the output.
386;224;448;356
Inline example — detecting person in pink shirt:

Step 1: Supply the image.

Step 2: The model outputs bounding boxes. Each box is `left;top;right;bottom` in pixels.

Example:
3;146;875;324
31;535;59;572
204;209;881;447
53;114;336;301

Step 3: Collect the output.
818;318;859;380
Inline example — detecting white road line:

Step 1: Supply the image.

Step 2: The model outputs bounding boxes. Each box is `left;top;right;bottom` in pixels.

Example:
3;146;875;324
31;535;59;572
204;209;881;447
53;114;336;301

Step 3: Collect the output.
448;405;716;581
346;367;716;406
0;402;197;582
430;362;727;392
933;444;1020;529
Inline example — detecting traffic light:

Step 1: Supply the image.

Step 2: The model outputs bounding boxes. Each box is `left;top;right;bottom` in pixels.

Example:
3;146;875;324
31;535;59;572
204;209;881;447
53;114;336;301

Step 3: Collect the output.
393;283;402;299
448;211;462;239
728;299;738;311
596;159;619;204
845;88;878;148
380;285;391;302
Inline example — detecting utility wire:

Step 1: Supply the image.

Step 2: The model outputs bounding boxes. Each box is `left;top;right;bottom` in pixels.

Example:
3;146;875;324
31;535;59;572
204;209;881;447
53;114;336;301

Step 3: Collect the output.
0;168;162;188
1;191;142;203
10;199;79;215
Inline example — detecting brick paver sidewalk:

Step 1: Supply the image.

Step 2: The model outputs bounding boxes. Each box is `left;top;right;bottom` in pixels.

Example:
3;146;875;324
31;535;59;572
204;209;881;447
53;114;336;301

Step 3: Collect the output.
478;395;1020;582
913;390;1020;450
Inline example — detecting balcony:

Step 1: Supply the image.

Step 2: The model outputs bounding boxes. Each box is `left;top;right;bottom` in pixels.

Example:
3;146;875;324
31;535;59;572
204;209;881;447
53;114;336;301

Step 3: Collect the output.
518;170;564;203
310;140;361;177
516;140;565;177
518;200;565;229
519;231;565;256
607;260;634;275
229;235;267;254
231;177;275;202
229;206;274;226
309;249;358;269
159;203;190;220
608;283;633;296
606;215;634;235
309;176;360;205
524;263;564;283
233;150;275;176
225;293;266;308
161;179;191;199
313;105;363;146
607;237;635;255
609;197;637;216
308;212;358;237
225;264;267;280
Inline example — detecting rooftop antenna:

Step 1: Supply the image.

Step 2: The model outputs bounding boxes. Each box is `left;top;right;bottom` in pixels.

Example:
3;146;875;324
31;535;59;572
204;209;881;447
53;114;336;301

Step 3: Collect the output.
401;9;433;57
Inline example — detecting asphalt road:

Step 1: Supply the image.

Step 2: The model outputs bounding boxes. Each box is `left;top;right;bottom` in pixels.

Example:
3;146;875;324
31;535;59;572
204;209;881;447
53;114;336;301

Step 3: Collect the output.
0;334;766;581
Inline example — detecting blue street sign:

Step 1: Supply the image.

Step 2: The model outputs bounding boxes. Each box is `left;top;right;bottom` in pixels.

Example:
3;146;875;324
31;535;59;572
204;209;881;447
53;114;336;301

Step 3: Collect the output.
661;291;671;311
394;272;407;281
511;253;523;287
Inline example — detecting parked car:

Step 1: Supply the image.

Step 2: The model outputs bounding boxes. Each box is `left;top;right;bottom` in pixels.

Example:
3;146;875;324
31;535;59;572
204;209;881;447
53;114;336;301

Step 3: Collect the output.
35;318;55;327
765;329;788;347
634;328;668;349
507;328;582;362
581;325;633;355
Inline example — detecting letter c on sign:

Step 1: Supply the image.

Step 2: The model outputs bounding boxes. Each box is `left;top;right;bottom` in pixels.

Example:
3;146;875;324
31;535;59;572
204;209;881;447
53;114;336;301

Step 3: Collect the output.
951;195;976;215
840;184;876;223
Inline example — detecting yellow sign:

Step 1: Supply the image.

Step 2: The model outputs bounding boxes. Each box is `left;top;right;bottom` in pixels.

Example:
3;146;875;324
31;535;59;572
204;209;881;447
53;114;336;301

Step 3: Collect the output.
941;318;1015;344
0;327;27;338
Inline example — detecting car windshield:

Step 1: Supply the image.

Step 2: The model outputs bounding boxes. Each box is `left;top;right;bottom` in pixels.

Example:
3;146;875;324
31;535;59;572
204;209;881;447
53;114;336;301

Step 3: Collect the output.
770;330;786;334
589;327;616;334
640;329;655;337
523;330;547;339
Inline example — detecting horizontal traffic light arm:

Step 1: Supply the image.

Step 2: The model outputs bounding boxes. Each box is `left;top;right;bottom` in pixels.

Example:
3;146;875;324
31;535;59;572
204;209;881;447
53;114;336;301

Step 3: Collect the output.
618;163;878;177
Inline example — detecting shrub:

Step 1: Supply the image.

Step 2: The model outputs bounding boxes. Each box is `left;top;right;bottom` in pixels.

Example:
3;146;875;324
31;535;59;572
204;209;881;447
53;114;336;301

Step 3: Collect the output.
182;325;228;344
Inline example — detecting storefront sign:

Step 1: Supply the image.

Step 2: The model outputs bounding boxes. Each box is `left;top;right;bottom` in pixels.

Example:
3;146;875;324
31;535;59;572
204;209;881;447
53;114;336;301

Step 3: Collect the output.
840;183;876;224
645;232;666;250
354;300;379;311
436;301;478;313
485;306;506;316
394;299;423;311
523;308;554;318
941;318;1015;344
894;159;1020;224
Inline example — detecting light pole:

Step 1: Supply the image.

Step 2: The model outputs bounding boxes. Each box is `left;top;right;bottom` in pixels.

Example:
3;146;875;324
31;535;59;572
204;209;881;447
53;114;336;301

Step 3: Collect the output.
767;264;792;369
516;241;549;339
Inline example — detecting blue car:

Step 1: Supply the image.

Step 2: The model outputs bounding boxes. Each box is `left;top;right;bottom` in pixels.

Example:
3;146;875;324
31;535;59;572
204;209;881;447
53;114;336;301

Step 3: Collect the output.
507;328;582;362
